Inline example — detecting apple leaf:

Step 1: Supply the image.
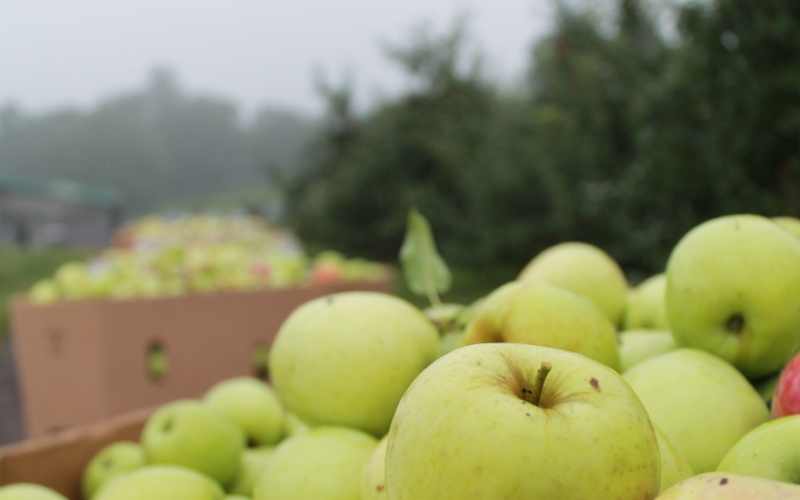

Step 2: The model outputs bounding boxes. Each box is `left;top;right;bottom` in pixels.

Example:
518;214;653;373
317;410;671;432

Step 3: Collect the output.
399;207;452;306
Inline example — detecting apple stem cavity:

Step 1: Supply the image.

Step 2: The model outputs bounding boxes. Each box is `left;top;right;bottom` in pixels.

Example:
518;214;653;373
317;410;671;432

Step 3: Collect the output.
726;314;745;334
524;361;552;408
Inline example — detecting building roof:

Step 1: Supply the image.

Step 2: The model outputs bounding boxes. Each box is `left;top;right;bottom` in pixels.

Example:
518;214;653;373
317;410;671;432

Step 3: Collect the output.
0;172;121;208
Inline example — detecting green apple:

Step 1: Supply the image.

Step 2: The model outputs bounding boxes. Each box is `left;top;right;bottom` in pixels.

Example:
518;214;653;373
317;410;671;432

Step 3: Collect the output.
654;425;694;493
460;281;620;371
518;241;629;326
204;377;286;446
360;435;388;500
773;215;800;240
141;400;245;487
28;280;61;305
269;292;439;436
623;273;669;330
666;214;800;379
385;344;660;499
228;448;274;497
94;465;225;500
0;484;67;500
717;415;800;482
658;472;800;498
623;348;770;473
422;303;466;335
81;441;146;499
619;330;677;373
225;496;250;500
283;412;309;437
439;330;466;358
253;427;378;500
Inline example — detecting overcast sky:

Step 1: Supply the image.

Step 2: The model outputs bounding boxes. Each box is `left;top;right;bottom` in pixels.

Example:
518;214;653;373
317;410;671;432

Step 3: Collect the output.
0;1;560;118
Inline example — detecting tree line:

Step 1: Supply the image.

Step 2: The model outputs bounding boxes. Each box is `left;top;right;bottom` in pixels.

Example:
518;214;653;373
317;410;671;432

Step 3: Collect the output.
286;0;800;278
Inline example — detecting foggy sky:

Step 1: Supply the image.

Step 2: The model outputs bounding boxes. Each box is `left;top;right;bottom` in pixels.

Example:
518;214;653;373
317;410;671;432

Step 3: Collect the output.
0;1;555;117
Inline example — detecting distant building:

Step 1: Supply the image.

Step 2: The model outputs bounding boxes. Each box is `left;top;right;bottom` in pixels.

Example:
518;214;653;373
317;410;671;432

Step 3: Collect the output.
0;172;122;248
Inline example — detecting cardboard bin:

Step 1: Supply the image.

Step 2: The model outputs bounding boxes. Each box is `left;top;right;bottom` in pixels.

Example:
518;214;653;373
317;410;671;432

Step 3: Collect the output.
0;407;153;500
10;279;392;438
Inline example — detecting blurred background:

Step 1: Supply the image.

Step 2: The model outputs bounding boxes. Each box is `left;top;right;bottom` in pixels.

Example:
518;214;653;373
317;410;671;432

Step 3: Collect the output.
0;0;798;440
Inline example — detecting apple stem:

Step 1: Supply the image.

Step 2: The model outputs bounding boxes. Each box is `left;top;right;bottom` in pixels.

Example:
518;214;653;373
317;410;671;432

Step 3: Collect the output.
525;361;552;407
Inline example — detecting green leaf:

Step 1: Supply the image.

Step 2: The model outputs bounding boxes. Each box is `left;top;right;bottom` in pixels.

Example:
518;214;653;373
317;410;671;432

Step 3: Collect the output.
399;207;452;306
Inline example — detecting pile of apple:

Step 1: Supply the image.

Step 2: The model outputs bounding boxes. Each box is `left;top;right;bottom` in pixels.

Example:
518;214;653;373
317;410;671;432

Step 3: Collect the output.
6;213;800;499
26;215;389;305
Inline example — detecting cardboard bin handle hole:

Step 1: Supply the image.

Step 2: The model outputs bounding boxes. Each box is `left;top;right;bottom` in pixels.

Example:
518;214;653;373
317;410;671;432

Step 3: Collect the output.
146;341;168;382
252;343;269;380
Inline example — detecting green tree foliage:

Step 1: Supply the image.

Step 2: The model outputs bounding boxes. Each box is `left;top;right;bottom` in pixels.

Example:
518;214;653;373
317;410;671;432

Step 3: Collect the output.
287;0;800;277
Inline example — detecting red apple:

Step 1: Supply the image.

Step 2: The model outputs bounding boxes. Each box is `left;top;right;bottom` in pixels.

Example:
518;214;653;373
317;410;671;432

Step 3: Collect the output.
772;353;800;418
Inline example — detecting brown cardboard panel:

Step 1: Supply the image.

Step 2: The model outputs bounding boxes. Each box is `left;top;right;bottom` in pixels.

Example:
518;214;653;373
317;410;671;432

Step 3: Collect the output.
0;407;153;500
10;299;107;437
9;279;394;439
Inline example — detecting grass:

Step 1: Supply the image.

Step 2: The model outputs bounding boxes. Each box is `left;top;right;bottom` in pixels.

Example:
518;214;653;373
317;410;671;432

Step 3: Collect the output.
0;246;92;342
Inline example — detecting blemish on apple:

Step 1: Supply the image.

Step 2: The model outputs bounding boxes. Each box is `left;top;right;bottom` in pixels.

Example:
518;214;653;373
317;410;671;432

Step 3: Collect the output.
590;378;601;391
720;477;728;485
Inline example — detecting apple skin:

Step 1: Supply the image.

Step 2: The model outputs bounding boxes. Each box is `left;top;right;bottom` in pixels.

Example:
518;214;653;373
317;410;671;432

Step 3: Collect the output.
623;348;770;473
666;214;800;379
269;292;440;437
385;344;660;499
773;216;800;240
81;441;146;499
717;415;800;483
623;273;669;330
360;435;388;500
772;352;800;417
654;425;694;493
141;400;245;487
204;377;286;446
619;330;677;373
460;281;621;371
0;484;68;500
228;448;274;497
93;465;225;500
518;241;629;326
658;472;800;499
253;426;378;500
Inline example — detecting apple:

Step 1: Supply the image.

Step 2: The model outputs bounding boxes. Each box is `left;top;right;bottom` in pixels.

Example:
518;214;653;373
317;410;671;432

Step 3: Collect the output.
654;425;694;493
226;496;250;500
28;280;61;305
623;273;669;330
253;426;378;500
0;484;67;500
93;465;225;500
204;377;286;447
385;344;660;499
619;330;676;373
665;214;800;379
228;448;274;497
658;472;800;499
283;412;310;437
773;215;800;240
361;435;388;500
518;241;629;326
717;414;800;483
772;352;800;417
459;281;620;371
268;291;440;437
81;441;146;499
141;400;245;487
623;348;770;473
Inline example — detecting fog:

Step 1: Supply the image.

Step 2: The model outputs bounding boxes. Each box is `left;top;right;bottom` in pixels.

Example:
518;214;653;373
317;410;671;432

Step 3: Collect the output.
0;0;553;115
